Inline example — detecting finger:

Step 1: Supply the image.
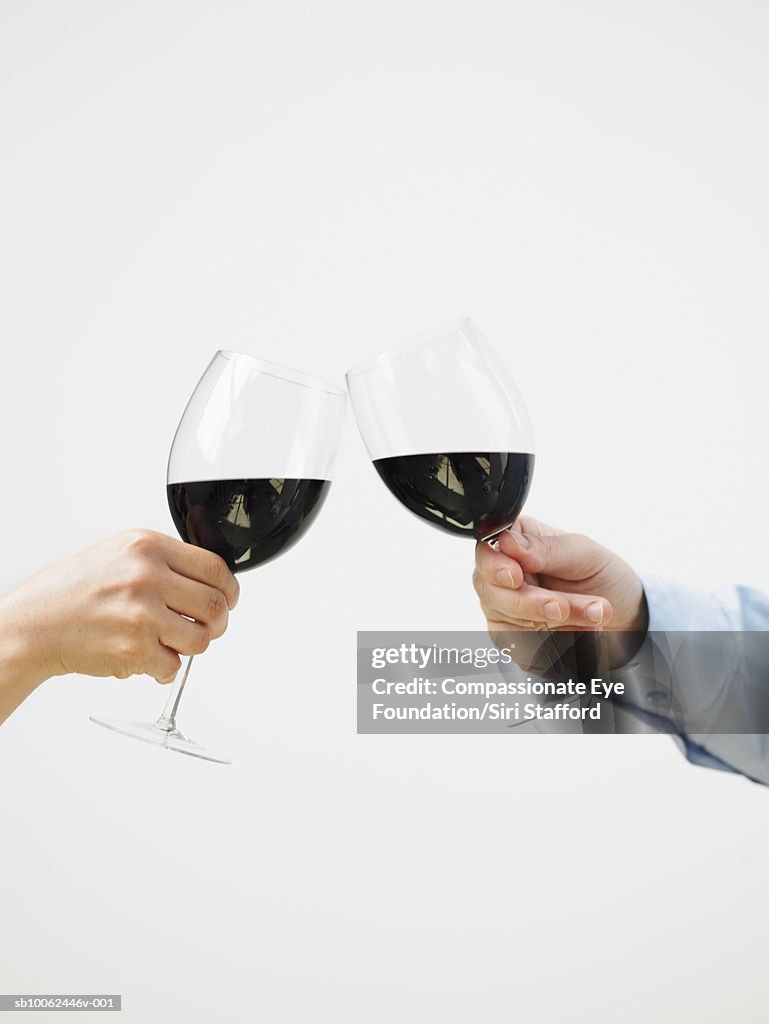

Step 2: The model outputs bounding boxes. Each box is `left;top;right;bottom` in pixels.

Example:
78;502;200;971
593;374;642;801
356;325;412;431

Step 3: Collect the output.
161;537;240;609
498;528;608;582
146;643;182;685
158;609;212;656
162;571;230;638
488;616;551;632
482;581;571;625
475;539;525;590
516;515;565;539
481;581;613;628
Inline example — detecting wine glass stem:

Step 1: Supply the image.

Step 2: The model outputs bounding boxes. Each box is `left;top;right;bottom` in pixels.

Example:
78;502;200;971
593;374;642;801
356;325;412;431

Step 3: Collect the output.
156;656;194;733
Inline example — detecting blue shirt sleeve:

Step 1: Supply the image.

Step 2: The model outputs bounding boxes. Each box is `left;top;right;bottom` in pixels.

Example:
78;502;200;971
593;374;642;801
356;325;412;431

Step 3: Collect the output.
638;575;769;785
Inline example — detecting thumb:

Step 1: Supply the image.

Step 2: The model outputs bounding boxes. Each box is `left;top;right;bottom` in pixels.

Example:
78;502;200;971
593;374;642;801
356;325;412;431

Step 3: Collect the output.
498;528;604;581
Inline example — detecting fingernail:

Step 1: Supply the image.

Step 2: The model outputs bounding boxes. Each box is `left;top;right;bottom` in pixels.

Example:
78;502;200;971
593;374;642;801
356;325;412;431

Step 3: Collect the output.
496;569;515;588
509;530;529;549
586;602;604;624
543;601;562;623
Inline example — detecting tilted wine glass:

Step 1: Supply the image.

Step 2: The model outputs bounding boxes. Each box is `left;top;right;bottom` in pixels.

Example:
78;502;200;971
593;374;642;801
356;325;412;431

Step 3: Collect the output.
91;351;346;763
346;319;535;543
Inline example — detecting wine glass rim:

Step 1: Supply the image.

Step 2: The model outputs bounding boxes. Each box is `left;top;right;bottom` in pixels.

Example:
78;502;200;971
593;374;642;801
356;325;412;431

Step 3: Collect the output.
346;318;476;379
218;350;345;396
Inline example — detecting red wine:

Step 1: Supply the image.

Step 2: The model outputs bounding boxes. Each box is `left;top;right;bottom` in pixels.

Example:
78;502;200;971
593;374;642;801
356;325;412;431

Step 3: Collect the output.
373;452;534;540
167;478;330;572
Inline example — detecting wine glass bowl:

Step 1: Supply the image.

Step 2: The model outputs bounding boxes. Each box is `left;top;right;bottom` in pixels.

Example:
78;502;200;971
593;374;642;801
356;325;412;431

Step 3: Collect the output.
371;452;534;541
166;477;331;572
346;319;535;542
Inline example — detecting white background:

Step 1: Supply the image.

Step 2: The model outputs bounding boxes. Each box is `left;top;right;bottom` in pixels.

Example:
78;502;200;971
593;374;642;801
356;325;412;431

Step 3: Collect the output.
1;1;768;1021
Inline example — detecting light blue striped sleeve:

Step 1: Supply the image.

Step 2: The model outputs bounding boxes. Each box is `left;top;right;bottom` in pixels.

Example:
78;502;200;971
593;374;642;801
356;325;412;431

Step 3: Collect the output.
642;575;749;631
636;576;769;785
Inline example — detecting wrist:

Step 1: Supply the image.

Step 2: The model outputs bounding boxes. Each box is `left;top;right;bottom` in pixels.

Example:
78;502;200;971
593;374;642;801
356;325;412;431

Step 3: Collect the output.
0;591;57;721
604;590;649;670
624;587;650;634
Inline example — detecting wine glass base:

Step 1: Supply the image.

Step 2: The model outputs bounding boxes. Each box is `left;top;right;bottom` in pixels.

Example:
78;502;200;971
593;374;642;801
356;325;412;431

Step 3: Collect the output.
89;717;232;764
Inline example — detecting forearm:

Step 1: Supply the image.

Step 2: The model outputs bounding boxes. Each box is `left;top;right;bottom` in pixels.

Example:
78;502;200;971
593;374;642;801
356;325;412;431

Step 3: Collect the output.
0;592;51;725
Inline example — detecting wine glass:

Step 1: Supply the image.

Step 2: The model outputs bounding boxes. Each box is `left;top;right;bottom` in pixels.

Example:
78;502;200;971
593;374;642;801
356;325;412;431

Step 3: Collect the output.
346;319;535;542
91;350;346;763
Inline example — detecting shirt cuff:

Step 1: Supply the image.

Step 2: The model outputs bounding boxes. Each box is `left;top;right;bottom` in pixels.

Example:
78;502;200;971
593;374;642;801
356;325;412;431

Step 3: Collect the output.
640;574;743;632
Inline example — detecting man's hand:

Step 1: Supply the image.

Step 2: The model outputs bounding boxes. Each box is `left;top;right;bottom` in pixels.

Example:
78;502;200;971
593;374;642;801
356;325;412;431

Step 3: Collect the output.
0;530;239;724
473;515;648;634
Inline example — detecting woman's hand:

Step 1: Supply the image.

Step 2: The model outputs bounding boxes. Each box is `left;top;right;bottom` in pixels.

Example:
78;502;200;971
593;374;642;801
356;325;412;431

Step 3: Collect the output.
0;530;239;724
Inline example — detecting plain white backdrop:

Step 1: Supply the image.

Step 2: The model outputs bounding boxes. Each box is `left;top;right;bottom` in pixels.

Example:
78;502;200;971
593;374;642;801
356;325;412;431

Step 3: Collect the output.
1;1;768;1021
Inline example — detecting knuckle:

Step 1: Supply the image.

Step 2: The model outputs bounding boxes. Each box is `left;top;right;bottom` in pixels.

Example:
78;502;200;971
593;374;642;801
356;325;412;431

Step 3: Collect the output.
122;601;150;634
119;535;162;593
208;607;228;640
156;659;181;684
121;559;157;598
124;529;158;555
193;626;212;654
112;637;146;675
533;533;549;557
204;553;228;587
117;637;141;661
206;587;227;623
